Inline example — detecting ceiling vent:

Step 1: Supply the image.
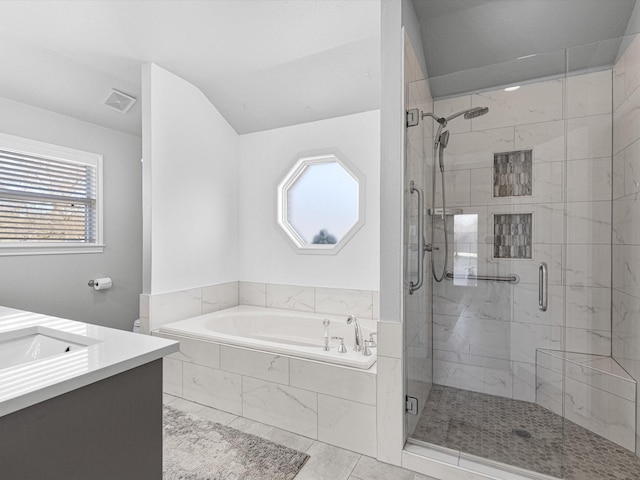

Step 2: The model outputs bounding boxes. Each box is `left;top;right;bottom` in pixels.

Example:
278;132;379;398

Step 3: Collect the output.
102;89;137;114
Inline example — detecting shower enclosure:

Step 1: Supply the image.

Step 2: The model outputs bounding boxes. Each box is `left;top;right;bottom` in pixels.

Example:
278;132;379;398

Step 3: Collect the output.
403;30;640;480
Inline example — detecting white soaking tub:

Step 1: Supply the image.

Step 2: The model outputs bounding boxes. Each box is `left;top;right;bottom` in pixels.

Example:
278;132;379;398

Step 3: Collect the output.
159;305;377;369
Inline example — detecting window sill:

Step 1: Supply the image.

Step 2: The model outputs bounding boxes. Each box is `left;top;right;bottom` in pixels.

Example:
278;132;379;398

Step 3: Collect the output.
0;243;105;256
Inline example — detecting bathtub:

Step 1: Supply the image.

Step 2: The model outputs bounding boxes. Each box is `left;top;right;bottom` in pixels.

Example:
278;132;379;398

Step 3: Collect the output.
159;305;377;369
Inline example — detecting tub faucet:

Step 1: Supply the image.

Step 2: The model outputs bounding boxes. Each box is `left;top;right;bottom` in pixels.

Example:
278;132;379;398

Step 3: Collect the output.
346;315;363;352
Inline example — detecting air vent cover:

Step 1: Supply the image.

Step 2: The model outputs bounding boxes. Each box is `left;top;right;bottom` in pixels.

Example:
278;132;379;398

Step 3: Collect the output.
102;89;137;113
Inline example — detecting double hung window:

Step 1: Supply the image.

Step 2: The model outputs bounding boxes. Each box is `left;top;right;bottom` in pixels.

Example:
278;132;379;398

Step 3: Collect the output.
0;133;103;255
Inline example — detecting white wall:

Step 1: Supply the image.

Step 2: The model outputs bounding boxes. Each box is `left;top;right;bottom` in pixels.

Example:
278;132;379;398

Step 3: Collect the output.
380;0;405;325
0;96;142;330
237;110;380;291
142;64;239;295
376;0;410;467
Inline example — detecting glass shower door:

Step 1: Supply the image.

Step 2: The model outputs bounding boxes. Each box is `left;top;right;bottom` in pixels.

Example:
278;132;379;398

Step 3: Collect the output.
404;49;569;478
404;74;434;441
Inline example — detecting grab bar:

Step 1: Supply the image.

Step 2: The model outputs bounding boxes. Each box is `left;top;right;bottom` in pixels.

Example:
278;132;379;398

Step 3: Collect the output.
445;270;520;284
409;180;424;294
539;262;548;311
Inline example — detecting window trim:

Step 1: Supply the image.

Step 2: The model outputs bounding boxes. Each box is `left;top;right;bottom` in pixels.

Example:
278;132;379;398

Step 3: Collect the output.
0;132;104;256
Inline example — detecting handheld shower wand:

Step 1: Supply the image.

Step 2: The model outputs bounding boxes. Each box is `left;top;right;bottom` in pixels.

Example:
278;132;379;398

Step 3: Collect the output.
420;106;489;282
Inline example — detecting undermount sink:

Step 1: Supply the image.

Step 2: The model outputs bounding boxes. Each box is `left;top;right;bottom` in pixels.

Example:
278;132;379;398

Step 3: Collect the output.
0;326;100;370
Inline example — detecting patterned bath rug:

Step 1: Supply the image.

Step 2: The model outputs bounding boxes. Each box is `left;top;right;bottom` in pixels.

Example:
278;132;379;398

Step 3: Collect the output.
163;405;309;480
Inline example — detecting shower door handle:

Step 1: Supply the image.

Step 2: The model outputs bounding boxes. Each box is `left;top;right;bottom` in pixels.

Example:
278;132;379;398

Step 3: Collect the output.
538;262;548;311
409;180;424;295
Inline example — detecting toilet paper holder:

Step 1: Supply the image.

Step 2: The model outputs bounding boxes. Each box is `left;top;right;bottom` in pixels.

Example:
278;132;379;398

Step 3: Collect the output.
88;277;113;290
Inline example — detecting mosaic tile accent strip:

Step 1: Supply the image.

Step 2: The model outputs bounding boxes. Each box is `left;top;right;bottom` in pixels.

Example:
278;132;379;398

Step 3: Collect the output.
494;213;532;259
412;385;640;480
494;150;532;197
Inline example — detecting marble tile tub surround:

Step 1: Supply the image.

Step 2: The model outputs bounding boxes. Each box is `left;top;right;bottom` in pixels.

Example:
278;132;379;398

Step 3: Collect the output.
141;281;379;333
239;281;379;320
155;331;378;457
141;281;239;333
431;69;613;403
612;31;640;458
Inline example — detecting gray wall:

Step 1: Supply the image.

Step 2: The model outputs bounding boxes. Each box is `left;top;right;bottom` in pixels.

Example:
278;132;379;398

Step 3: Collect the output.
0;96;142;330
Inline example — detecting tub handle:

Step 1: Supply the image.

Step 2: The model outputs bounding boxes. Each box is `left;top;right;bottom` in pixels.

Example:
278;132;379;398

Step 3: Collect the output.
323;319;331;351
332;336;348;353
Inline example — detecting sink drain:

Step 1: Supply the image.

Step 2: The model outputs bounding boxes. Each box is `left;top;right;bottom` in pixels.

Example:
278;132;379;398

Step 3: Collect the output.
512;428;532;438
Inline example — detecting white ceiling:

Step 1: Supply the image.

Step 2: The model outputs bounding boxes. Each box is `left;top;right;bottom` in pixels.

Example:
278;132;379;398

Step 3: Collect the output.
0;1;381;136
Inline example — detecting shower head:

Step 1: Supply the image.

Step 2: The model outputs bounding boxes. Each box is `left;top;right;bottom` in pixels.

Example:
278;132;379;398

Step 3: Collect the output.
463;106;489;120
424;105;489;150
445;106;489;123
421;106;489;127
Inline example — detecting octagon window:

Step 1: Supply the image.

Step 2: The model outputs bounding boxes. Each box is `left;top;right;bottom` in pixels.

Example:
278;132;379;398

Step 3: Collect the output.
277;151;365;254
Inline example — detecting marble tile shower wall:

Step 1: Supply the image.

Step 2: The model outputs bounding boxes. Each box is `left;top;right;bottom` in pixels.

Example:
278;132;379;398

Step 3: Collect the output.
404;38;433;440
141;282;379;333
612;31;640;457
431;70;613;403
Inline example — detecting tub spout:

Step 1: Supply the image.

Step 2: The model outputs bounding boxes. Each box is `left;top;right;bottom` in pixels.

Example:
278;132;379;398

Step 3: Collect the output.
346;315;363;352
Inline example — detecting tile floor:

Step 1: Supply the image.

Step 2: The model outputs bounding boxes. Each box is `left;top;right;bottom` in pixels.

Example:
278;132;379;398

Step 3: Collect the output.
411;385;640;480
164;394;435;480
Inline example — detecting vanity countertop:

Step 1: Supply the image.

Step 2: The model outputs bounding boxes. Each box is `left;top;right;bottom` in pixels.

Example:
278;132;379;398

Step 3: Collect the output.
0;306;178;417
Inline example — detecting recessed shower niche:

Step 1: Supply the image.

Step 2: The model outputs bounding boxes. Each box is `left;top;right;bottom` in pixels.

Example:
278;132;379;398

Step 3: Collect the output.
276;150;365;254
494;213;533;259
493;149;533;197
492;150;534;259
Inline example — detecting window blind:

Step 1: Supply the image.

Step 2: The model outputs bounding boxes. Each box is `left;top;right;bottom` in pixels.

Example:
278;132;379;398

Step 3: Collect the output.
0;149;97;243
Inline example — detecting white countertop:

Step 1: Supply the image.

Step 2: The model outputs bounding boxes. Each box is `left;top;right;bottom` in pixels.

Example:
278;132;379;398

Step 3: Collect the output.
0;306;178;417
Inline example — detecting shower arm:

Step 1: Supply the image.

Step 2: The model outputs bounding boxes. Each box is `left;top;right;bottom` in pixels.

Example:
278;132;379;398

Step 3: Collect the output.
443;110;467;122
421;111;445;123
421;112;447;149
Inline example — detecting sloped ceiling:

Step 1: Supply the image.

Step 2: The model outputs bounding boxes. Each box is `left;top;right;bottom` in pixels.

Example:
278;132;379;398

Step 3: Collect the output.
413;0;638;98
0;1;380;136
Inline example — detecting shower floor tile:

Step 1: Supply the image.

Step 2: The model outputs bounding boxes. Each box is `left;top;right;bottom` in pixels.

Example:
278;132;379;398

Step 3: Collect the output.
412;385;640;480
